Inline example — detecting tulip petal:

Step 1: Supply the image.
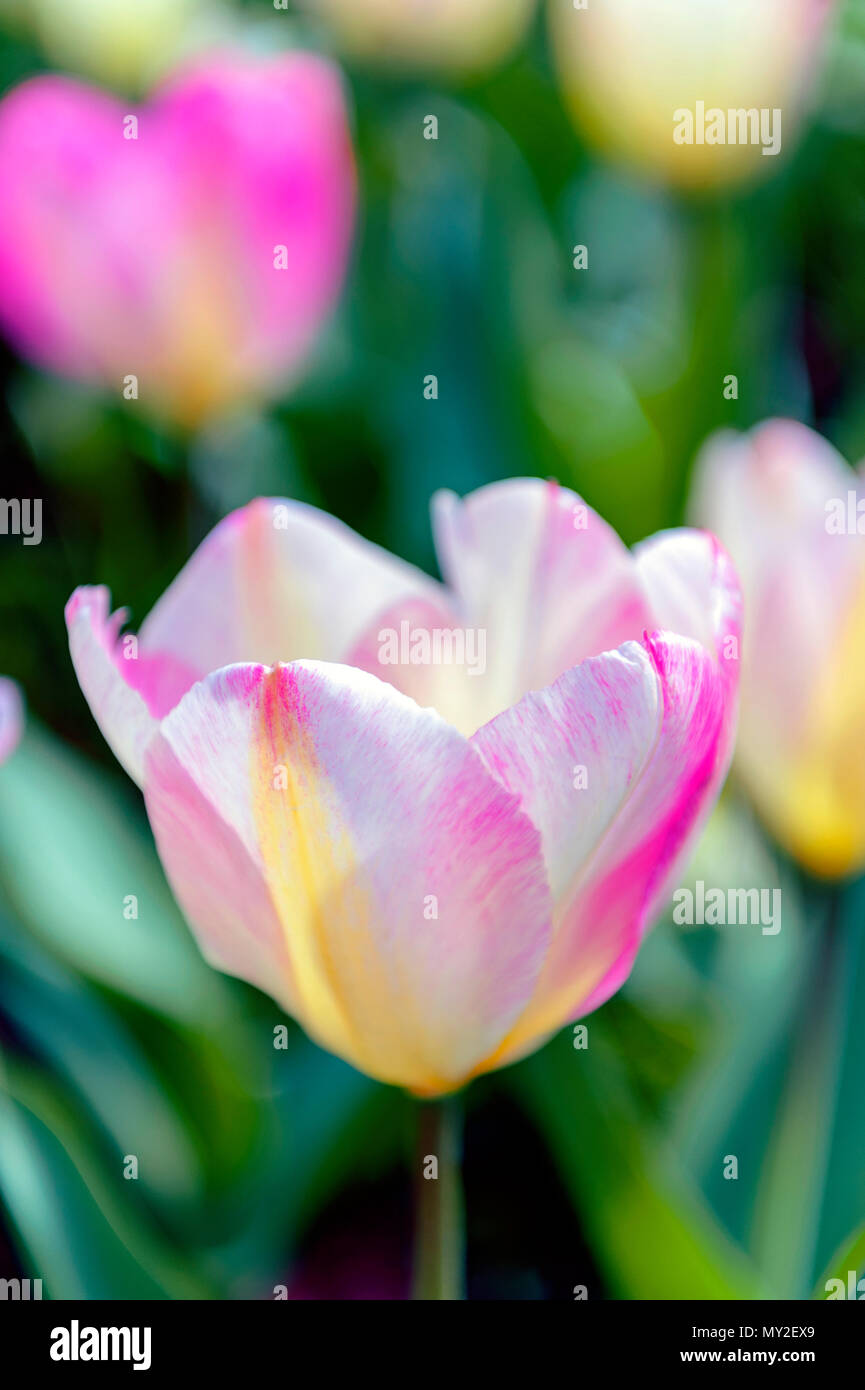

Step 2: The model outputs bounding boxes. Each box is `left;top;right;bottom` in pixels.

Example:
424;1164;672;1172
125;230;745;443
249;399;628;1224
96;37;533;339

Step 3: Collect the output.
691;420;865;876
472;632;733;1064
351;478;653;733
346;592;482;733
139;497;444;682
690;420;855;614
0;678;23;765
143;661;553;1093
142;720;300;1017
0;75;126;376
65;587;159;786
434;481;652;695
551;0;833;191
634;527;743;678
66;499;443;778
150;54;355;416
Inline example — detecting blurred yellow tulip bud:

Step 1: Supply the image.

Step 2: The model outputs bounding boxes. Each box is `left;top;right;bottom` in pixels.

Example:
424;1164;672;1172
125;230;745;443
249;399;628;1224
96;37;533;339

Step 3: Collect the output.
25;0;228;91
550;0;837;190
305;0;537;74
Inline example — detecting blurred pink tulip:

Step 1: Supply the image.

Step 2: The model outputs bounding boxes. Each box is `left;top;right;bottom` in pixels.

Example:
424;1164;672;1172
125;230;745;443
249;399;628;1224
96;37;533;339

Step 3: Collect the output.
0;678;23;765
66;481;740;1093
0;54;355;426
691;419;865;879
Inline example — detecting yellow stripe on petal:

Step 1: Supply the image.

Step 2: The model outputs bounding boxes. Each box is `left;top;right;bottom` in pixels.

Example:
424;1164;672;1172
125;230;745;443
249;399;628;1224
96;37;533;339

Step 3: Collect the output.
249;666;452;1090
250;666;370;1067
769;570;865;879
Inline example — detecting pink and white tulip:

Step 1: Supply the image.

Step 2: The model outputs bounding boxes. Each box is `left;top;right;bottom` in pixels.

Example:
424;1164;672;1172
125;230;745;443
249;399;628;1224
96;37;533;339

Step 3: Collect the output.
0;54;355;426
66;482;741;1093
0;678;23;766
691;419;865;879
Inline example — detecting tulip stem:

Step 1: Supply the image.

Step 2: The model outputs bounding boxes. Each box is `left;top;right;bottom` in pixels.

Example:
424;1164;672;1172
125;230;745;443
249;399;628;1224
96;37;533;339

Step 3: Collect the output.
411;1096;465;1300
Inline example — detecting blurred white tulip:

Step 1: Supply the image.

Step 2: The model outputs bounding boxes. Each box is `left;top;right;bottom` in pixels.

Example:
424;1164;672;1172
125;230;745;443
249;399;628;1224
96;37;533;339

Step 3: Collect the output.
550;0;837;190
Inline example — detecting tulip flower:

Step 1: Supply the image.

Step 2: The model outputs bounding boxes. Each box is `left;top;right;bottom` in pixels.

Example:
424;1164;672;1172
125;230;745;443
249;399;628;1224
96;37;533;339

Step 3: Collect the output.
304;0;537;74
550;0;836;190
0;678;22;765
26;0;224;91
66;481;741;1095
0;54;355;427
691;419;865;879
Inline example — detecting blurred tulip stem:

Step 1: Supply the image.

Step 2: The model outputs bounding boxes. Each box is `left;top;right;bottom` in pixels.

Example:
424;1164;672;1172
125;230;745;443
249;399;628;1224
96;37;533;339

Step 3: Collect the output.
412;1096;465;1300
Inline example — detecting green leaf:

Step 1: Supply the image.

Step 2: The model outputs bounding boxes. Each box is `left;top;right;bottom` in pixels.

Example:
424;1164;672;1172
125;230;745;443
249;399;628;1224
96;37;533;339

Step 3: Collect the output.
0;1057;214;1299
665;803;807;1251
0;720;235;1028
750;880;860;1297
814;1221;865;1299
511;1036;765;1300
0;911;203;1207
